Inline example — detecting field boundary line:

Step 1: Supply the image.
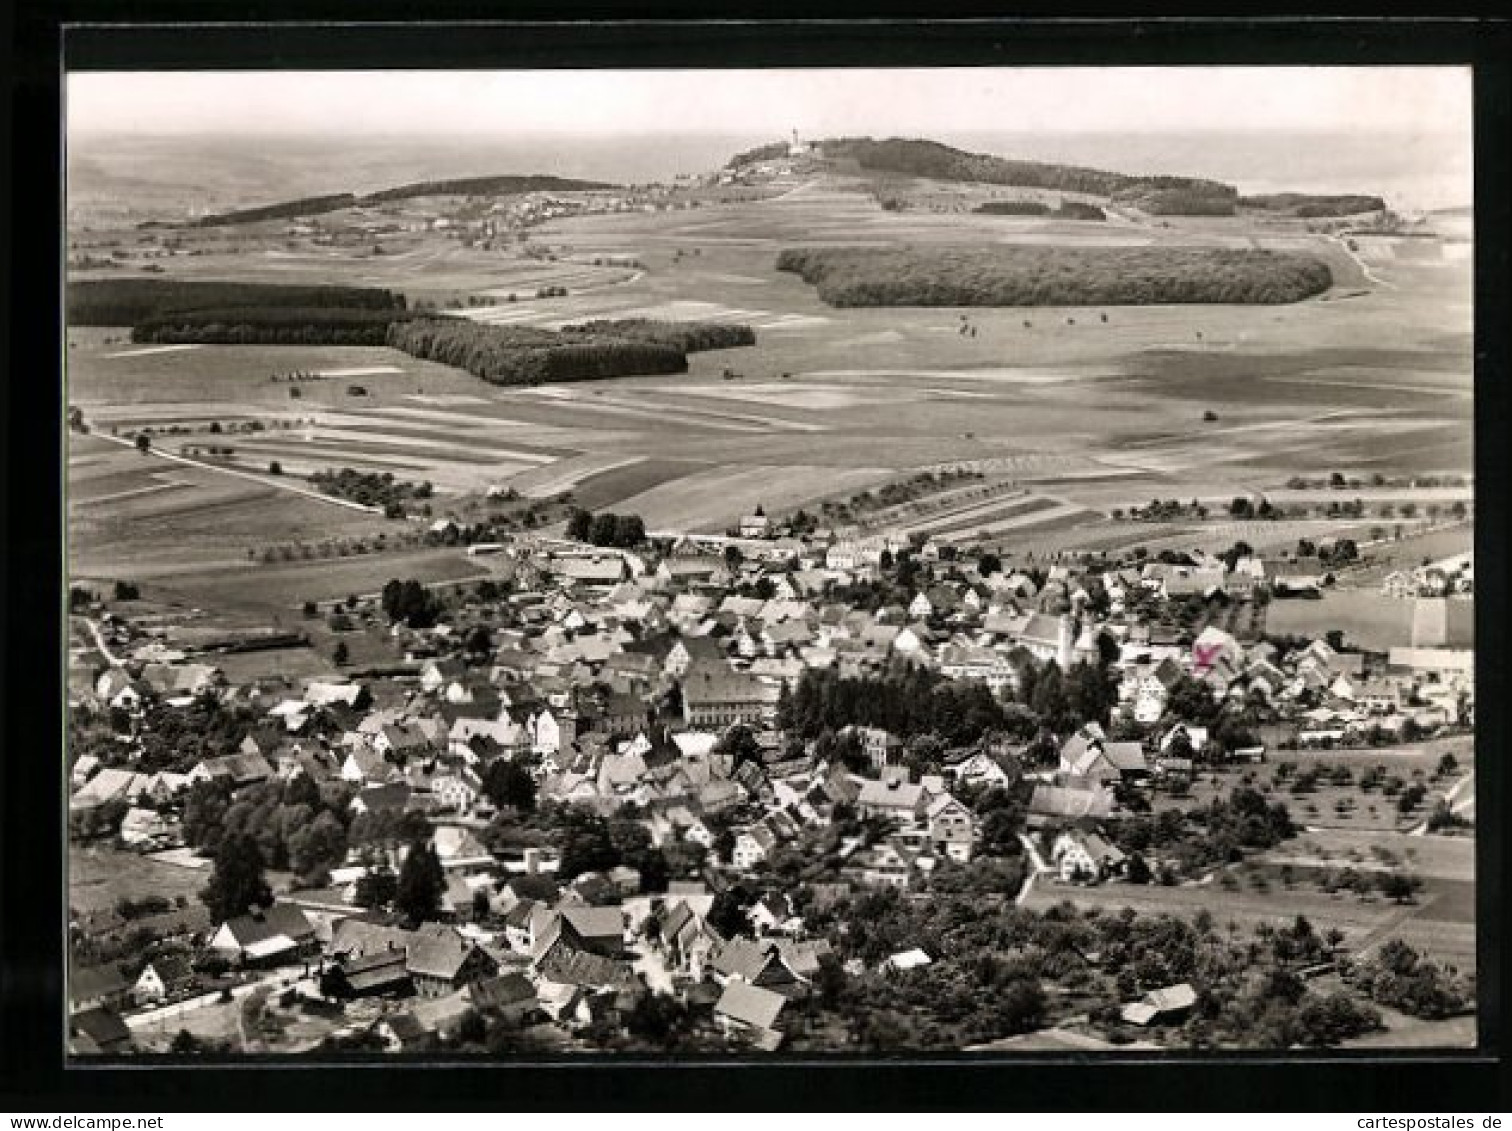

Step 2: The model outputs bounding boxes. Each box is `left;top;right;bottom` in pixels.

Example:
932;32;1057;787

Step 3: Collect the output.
90;431;384;515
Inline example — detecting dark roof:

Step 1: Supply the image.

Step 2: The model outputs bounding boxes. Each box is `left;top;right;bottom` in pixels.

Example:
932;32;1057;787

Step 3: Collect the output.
407;933;496;981
71;1006;133;1050
342;949;412;993
469;972;538;1011
709;937;786;982
70;963;131;1005
145;953;196;986
537;946;634;989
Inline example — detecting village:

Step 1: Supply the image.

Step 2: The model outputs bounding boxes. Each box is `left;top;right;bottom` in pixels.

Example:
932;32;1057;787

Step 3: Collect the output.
66;508;1476;1056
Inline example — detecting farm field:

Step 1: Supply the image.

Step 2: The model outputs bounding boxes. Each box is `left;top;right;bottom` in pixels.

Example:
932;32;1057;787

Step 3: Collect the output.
69;172;1472;612
154;546;497;616
1263;589;1422;651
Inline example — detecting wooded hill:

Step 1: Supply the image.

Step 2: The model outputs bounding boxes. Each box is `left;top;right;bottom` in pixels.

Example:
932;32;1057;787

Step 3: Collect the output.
815;137;1240;215
776;244;1334;307
169;174;619;228
67;279;406;326
358;173;617;204
189;194;358;228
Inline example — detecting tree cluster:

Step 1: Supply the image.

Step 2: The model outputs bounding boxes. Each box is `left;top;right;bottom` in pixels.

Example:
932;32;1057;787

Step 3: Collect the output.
386;318;692;386
310;467;433;510
564;508;646;547
775;245;1332;308
184;774;354;885
380;578;444;629
778;665;1013;747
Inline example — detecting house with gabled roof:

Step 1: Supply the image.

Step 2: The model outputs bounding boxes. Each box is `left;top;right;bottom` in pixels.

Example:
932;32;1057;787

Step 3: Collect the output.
131;953;197;1005
714;980;788;1049
187;751;274;789
1051;830;1127;882
1122;982;1198;1026
208;903;318;966
406;930;500;998
927;794;976;863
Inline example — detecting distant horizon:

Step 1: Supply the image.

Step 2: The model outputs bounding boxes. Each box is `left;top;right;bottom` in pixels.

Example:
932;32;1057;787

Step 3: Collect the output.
67;123;1473;214
67;67;1470;138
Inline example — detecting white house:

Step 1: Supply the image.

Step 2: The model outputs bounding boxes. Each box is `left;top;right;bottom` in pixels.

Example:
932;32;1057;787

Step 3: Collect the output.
1050;831;1127;882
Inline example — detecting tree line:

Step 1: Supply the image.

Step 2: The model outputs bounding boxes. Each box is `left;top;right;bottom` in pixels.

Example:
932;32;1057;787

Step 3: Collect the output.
776;245;1333;308
67;278;404;326
558;319;756;353
358;173;616;204
1240;193;1387;217
131;306;411;345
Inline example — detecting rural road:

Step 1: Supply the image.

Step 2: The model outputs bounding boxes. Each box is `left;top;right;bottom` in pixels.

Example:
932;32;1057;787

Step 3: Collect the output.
89;430;384;515
76;615;124;667
1329;234;1397;292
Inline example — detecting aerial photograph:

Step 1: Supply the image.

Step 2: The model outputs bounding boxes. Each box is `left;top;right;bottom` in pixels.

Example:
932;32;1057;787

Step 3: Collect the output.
63;66;1475;1057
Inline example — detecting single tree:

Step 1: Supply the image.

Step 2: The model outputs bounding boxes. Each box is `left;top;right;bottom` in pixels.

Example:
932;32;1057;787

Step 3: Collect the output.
394;840;446;925
200;832;273;923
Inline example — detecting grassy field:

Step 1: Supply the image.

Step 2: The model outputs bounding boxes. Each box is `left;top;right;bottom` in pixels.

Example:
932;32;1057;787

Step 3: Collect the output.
69;845;209;916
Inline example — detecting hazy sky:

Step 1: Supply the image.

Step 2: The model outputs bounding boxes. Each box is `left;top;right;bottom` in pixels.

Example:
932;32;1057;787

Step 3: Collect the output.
68;67;1471;138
